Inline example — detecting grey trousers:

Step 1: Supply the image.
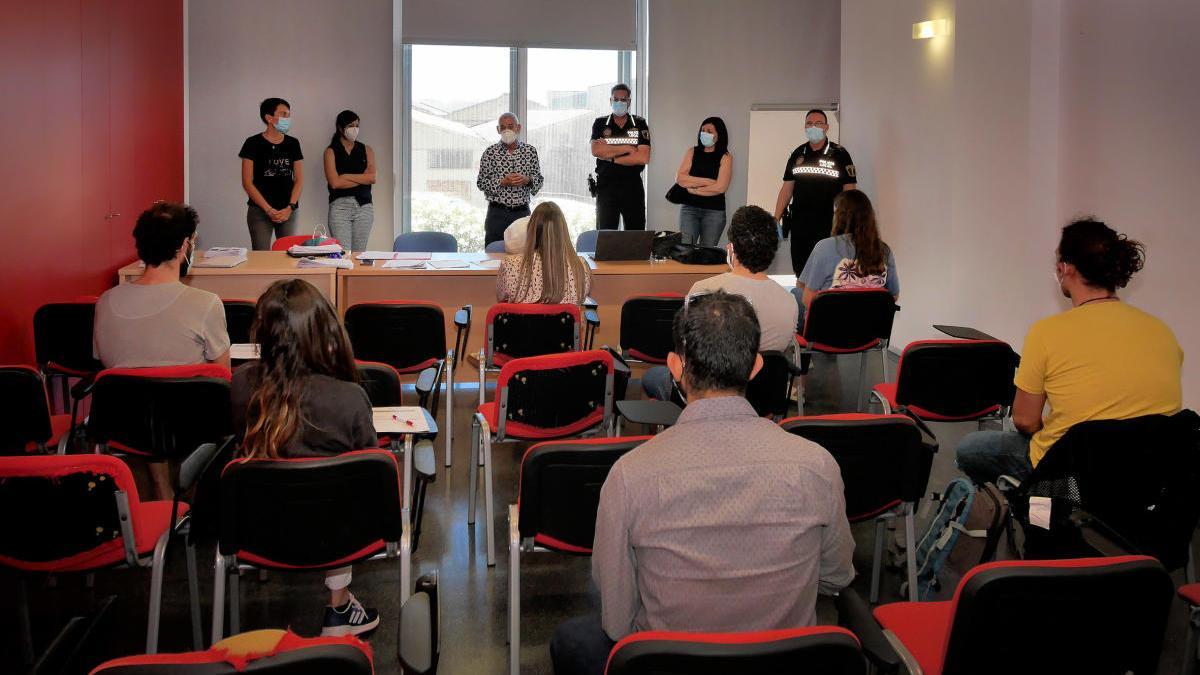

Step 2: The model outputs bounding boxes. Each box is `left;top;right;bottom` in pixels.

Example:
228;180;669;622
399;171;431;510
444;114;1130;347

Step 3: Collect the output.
247;204;299;251
328;197;375;252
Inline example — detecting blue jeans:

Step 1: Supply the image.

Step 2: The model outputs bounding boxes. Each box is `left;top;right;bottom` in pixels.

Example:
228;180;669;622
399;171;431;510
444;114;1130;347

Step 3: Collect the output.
550;614;616;675
678;205;726;247
955;430;1034;485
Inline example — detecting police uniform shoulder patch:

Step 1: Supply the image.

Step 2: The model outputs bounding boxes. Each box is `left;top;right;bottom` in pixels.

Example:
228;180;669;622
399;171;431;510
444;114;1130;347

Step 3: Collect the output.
846;164;856;178
602;127;612;137
641;128;650;140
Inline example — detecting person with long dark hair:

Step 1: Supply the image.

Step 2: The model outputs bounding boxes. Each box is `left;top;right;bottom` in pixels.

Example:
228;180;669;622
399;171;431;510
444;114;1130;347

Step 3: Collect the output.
323;110;376;251
239;97;303;250
797;188;899;314
230;279;380;637
956;218;1182;485
496;201;591;305
673;116;732;246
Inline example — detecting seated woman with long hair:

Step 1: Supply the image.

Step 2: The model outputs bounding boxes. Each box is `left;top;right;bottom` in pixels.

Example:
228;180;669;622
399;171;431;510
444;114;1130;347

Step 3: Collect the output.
496;201;592;305
230;278;379;637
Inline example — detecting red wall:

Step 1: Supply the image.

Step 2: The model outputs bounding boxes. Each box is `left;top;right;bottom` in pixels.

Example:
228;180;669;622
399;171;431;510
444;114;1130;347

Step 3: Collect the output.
0;0;183;364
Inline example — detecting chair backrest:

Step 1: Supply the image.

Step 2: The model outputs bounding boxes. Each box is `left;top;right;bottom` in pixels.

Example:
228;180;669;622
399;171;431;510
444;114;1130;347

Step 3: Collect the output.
87;365;233;459
939;556;1172;675
393;231;458;253
619;294;684;364
486;303;581;367
33;300;103;377
605;627;865;675
576;229;599;253
223;299;257;345
217;449;404;566
496;350;613;439
355;361;403;407
0;454;139;572
780;414;934;521
802;288;897;352
344;302;447;373
892;339;1018;420
743;351;793;418
270;235;342;252
89;629;373;674
516;436;650;553
0;366;55;454
484;240;507;253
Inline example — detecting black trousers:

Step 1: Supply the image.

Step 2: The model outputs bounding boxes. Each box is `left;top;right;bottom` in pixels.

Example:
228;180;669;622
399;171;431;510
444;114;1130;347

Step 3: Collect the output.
484;203;531;247
789;224;826;278
595;177;646;230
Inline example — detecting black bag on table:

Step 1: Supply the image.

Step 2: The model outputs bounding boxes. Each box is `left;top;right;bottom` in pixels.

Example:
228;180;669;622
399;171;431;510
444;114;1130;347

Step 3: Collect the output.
651;231;683;258
669;243;726;266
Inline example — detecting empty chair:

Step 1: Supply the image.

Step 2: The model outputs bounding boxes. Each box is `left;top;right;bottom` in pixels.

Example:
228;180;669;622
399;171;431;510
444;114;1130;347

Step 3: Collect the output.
840;555;1173;675
794;288;898;412
870;339;1018;425
604;627;865;675
33;299;102;412
222;299;257;345
744;351;801;419
270;234;342;251
0;366;72;454
89;629;374;675
618;294;684;365
393;231;458;253
508;436;650;673
576;229;598;253
780;414;935;602
344;302;470;466
471;350;615;566
474;303;585;408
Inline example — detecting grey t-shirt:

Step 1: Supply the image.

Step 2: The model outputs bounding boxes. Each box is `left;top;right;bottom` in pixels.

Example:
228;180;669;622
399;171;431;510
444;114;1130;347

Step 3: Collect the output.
93;282;230;368
690;272;799;352
798;234;900;296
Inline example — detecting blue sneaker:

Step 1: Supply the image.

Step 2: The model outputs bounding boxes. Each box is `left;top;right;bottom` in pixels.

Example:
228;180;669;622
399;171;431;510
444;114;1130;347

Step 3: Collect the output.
321;593;380;637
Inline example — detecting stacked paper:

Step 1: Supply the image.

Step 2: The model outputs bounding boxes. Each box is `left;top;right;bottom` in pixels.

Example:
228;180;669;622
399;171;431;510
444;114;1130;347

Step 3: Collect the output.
297;256;353;269
288;243;344;256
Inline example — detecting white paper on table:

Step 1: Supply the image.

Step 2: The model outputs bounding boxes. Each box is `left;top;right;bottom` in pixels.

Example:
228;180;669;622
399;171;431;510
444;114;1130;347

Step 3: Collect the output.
193;254;247;268
205;247;247;258
372;406;432;434
356;251;432;261
1028;496;1053;530
473;259;503;269
427;259;471;269
297;256;353;269
381;259;426;269
288;243;344;255
230;343;260;360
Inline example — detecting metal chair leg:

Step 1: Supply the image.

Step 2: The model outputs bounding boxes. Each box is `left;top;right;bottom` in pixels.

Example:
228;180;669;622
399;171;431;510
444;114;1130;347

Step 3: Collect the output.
211;553;226;644
508;504;521;674
185;536;203;650
145;529;170;653
445;354;454;467
880;343;890;384
482;431;497;567
17;577;34;665
468;417;480;524
856;351;869;412
1184;606;1200;675
229;565;241;635
904;504;919;602
870;517;886;604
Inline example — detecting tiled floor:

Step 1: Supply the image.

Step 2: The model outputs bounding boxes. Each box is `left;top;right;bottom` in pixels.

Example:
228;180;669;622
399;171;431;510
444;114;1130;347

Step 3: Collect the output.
1;351;1192;673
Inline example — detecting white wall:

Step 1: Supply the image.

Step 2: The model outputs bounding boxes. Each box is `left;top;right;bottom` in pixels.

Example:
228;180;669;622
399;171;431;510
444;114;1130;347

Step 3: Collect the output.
841;0;1199;404
647;0;841;262
187;0;394;251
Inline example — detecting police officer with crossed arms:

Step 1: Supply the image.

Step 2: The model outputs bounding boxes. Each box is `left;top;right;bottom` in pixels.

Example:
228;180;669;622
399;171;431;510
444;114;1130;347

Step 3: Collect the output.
590;83;652;230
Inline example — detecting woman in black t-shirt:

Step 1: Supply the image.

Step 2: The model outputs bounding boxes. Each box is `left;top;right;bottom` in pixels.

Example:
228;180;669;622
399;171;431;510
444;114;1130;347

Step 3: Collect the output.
322;110;376;252
239;97;304;250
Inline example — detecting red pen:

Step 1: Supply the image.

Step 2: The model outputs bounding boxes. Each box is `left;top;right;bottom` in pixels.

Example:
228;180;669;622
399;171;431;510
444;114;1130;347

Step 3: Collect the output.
392;414;414;427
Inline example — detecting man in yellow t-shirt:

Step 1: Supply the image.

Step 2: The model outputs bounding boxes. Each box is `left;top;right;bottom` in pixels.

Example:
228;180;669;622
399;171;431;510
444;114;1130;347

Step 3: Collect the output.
956;219;1183;484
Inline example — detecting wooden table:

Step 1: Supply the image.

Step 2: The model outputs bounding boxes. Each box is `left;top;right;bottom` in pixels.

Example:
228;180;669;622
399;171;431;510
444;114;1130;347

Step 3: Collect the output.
117;251;340;303
337;253;727;357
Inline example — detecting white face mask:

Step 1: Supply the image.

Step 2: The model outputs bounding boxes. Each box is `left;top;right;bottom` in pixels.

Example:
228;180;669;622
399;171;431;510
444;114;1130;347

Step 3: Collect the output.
499;129;518;145
343;126;359;142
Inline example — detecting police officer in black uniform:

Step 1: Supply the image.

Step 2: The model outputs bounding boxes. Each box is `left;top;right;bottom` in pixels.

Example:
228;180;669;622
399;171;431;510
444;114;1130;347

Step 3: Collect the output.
590;83;651;230
774;109;857;282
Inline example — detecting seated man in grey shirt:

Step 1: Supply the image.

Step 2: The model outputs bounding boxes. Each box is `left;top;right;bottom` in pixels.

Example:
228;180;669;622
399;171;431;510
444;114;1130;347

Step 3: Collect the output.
551;291;854;675
93;202;230;498
642;205;797;401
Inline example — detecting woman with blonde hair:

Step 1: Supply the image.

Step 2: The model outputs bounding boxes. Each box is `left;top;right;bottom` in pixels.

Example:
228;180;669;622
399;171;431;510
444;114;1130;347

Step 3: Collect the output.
230;278;379;637
496;201;592;304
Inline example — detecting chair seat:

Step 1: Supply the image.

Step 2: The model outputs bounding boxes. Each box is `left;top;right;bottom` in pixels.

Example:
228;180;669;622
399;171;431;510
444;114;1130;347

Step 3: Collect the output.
1179;583;1200;607
795;334;882;354
24;414;72;453
871;383;1001;422
477;402;604;440
873;600;953;675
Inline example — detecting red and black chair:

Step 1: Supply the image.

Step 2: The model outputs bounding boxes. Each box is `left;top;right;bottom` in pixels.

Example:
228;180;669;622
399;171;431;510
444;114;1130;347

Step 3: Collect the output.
780;414;936;603
0;441;226;662
222;299;257;346
1179;583;1200;675
839;555;1173;675
344;301;470;467
471;350;615;567
211;449;420;642
794;288;898;412
869;339;1018;427
604;627;865;675
270;235;341;252
0;365;74;454
474;303;596;408
617;294;684;365
33;299;103;413
507;436;650;673
89;628;376;674
745;351;804;419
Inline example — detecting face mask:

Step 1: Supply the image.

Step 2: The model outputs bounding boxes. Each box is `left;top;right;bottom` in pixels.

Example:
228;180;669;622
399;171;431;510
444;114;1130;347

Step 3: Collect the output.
180;239;195;277
805;126;826;144
699;131;716;147
274;117;291;134
611;100;629;116
499;129;518;145
343;126;359;142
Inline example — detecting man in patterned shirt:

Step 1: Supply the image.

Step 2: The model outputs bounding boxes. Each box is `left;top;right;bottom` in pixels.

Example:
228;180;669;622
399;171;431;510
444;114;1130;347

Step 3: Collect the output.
550;291;855;675
477;112;543;247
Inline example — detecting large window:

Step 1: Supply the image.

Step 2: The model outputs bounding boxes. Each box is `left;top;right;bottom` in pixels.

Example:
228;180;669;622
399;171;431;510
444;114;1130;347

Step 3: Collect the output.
406;45;633;251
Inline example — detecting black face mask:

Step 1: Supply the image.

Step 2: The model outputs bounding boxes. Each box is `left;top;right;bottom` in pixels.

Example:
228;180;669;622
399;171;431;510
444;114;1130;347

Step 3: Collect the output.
179;239;195;277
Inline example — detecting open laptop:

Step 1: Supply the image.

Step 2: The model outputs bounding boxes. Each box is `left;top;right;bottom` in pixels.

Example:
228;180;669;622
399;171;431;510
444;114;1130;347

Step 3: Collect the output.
593;230;655;262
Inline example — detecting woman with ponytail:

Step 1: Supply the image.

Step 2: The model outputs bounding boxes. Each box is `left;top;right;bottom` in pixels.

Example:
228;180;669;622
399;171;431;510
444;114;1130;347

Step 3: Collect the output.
231;278;380;637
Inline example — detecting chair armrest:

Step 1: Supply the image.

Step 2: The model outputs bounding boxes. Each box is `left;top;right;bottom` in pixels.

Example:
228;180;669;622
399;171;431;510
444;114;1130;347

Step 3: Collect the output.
583;296;598;311
415;367;438;399
903;411;940;453
584;309;600;328
178;436;234;493
617;400;683;427
835;589;901;674
71;374;96;401
454;304;472;328
400;572;440;675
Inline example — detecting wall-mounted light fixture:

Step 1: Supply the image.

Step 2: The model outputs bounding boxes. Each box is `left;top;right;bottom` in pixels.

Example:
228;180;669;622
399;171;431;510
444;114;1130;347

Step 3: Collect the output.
912;19;948;39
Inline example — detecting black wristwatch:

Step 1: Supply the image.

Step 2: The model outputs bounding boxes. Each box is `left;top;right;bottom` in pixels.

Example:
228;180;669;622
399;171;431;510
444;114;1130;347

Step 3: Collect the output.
288;201;299;210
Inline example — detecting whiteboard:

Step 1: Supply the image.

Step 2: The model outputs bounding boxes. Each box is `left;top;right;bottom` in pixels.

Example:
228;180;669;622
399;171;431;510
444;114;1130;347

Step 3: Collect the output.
746;106;840;274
